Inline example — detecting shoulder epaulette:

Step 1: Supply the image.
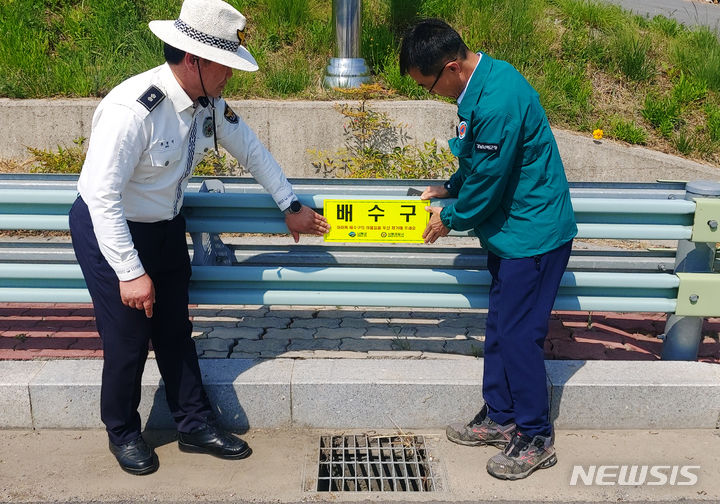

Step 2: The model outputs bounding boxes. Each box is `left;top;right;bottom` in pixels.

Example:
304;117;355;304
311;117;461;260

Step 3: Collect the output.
136;85;165;112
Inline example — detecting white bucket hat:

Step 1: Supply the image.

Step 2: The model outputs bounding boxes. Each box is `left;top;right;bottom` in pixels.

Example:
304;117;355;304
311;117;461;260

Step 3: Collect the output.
149;0;258;72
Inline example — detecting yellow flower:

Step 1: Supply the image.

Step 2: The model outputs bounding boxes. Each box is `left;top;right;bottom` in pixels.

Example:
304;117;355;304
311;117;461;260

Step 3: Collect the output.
593;129;603;140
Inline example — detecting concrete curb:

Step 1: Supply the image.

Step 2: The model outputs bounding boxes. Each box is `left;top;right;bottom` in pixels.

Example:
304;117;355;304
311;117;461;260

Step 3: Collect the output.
2;358;719;430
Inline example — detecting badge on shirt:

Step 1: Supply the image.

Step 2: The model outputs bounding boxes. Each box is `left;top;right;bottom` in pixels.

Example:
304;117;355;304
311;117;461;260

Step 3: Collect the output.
458;121;467;139
475;142;499;152
137;85;165;112
203;117;214;137
224;103;239;124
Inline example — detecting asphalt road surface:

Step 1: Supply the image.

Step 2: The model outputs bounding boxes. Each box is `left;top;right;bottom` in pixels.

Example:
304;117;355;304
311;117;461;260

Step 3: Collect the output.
598;0;720;31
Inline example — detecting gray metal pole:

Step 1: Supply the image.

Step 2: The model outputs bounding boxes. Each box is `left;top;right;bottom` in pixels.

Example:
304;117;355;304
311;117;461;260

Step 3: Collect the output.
661;180;720;360
324;0;371;88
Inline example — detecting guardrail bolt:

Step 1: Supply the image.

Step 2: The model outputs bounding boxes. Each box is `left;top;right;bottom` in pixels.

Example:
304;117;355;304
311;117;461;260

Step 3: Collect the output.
708;219;718;230
689;294;699;304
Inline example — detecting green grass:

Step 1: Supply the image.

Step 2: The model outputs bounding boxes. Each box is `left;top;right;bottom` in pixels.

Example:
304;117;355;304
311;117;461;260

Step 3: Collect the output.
1;0;719;165
264;57;312;96
706;103;720;143
673;129;695;155
672;71;708;105
673;28;720;92
608;117;648;145
642;93;683;138
612;28;655;82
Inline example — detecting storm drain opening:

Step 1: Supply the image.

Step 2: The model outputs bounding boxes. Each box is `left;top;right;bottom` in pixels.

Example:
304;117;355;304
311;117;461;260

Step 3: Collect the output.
316;434;439;492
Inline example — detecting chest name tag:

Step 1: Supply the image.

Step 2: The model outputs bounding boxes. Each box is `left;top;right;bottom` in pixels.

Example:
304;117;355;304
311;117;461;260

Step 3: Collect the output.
475;142;499;152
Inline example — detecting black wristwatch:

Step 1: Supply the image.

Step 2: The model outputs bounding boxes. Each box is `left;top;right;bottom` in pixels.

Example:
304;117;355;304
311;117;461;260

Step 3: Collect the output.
283;199;302;215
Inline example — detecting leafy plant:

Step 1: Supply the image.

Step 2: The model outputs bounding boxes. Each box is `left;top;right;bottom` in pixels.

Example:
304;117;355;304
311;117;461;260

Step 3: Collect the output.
470;343;483;358
24;137;241;176
310;83;456;179
194;151;243;177
26;137;86;173
391;335;412;351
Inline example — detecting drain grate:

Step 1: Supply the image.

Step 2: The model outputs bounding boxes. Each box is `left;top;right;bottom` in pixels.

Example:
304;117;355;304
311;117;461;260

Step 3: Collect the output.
316;434;438;492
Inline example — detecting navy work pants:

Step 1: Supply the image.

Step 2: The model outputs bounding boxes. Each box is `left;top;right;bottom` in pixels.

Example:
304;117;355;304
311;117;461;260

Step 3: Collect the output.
69;197;212;446
482;240;572;438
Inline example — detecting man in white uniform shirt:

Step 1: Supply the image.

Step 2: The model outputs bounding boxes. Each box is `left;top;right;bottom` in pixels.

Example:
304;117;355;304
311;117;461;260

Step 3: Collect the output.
69;0;330;475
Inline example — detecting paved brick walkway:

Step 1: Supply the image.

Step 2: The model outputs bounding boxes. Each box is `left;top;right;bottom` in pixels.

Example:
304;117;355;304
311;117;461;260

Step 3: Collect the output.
0;303;717;363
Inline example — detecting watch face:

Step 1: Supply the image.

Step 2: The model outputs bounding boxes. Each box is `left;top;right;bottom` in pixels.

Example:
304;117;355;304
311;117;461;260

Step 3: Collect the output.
290;200;302;212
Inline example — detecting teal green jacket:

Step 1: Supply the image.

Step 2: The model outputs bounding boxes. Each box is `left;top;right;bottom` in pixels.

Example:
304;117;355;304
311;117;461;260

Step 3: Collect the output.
440;53;577;258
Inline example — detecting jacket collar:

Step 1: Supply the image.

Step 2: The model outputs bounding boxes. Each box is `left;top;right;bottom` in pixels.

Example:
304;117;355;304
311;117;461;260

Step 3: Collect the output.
159;63;195;114
457;52;493;119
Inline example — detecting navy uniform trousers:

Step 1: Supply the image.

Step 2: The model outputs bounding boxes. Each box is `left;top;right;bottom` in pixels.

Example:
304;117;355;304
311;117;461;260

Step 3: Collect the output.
69;197;213;446
482;239;573;439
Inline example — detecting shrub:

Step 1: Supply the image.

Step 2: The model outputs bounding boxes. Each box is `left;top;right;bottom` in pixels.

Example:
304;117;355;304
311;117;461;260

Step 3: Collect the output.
194;151;243;177
27;138;86;173
310;83;457;179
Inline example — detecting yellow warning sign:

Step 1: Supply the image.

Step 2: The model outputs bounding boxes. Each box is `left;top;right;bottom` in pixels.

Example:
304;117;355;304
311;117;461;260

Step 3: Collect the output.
324;199;430;243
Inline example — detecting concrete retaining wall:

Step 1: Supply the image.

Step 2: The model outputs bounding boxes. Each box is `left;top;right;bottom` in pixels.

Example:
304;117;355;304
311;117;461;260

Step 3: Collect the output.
1;98;717;181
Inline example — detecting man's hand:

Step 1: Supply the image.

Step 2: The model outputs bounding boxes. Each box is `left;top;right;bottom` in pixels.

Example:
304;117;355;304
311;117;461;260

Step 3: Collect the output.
284;205;331;243
119;273;155;318
421;184;450;200
423;206;450;244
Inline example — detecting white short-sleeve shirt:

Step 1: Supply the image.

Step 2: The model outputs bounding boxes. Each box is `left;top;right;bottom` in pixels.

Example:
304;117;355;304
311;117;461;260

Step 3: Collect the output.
78;63;295;281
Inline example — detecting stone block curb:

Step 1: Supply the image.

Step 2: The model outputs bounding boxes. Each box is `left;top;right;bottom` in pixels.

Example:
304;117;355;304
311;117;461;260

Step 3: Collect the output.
1;359;718;430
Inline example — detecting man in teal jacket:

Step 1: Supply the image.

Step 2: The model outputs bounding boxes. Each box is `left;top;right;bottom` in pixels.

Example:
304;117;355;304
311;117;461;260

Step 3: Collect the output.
400;19;577;480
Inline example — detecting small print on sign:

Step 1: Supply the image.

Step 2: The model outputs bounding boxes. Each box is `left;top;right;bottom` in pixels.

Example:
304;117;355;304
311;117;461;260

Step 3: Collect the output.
324;199;430;243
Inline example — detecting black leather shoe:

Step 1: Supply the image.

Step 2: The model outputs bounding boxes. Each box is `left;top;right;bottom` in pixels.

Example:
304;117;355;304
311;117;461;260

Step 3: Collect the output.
178;423;252;459
109;436;159;475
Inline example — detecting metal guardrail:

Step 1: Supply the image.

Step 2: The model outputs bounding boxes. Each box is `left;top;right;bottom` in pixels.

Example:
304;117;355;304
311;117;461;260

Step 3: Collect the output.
0;182;699;239
0;262;680;313
0;175;718;360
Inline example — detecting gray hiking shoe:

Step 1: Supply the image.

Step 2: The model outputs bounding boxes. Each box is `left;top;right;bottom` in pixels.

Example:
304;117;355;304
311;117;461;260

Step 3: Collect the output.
486;431;557;480
446;405;516;448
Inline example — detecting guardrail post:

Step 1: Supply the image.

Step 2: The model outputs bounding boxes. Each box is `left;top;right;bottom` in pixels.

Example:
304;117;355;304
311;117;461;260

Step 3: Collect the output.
323;0;371;88
188;179;233;267
661;180;720;360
